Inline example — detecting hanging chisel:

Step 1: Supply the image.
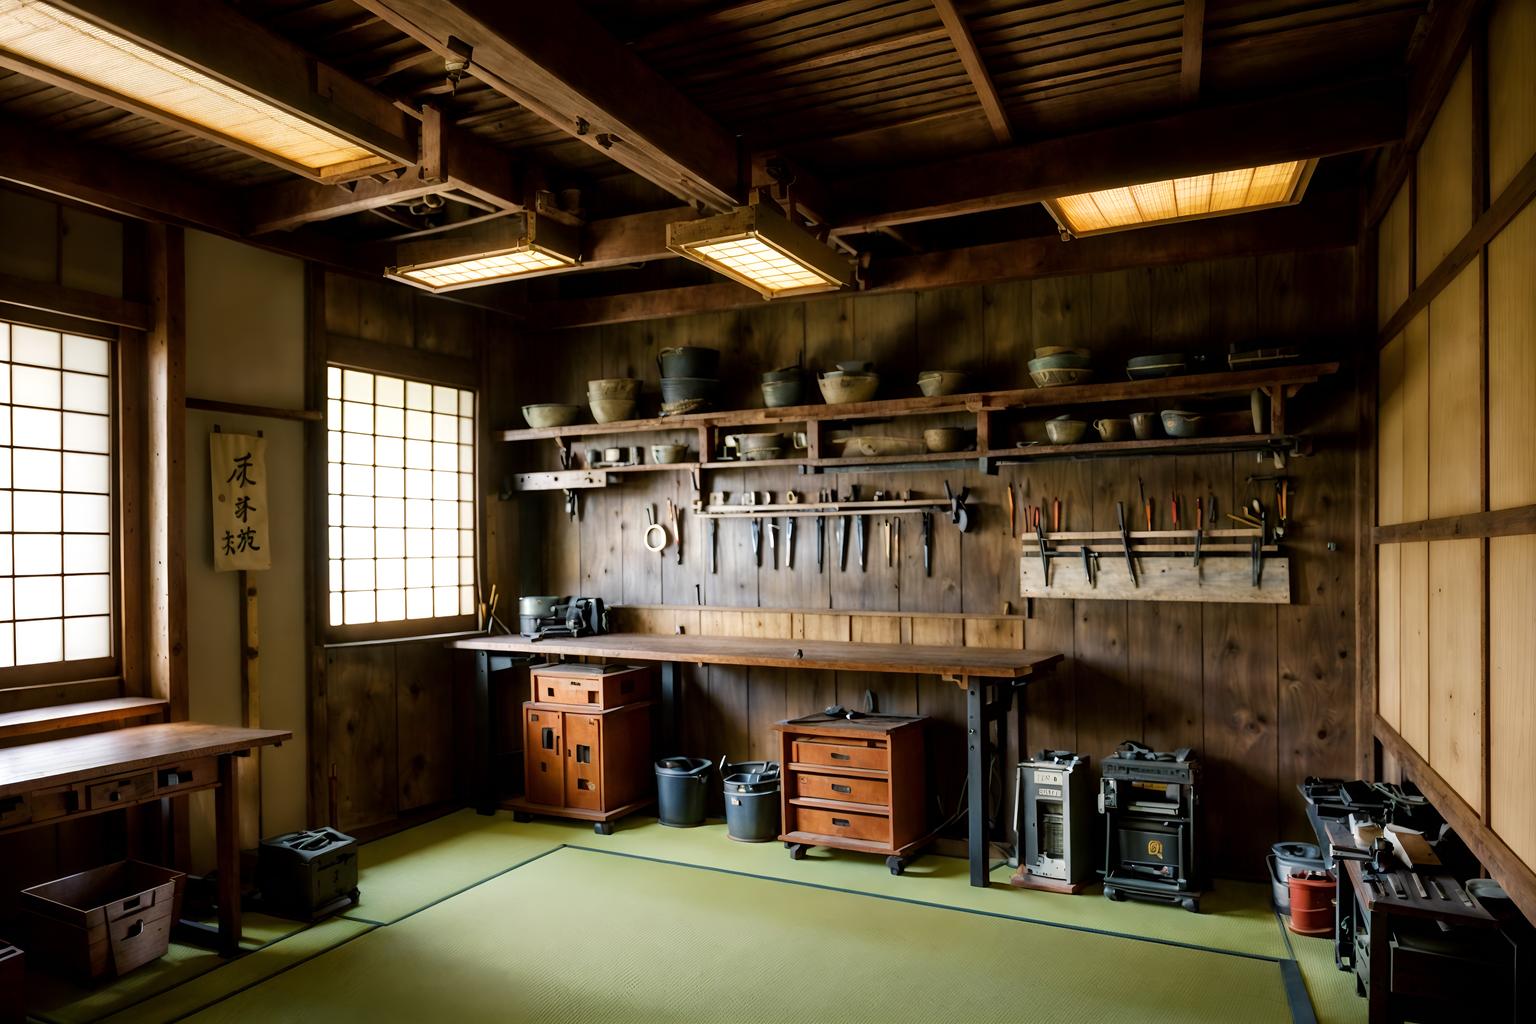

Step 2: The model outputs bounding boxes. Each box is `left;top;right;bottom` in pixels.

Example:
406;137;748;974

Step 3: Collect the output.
708;518;718;574
1116;500;1137;587
1081;539;1095;587
1052;497;1061;533
884;519;892;567
816;501;826;573
751;518;762;567
851;485;867;571
1193;496;1204;568
922;512;933;577
668;499;682;566
785;515;796;569
1036;517;1051;588
836;512;849;571
1251;503;1265;587
767;520;777;569
894;517;901;567
1007;483;1016;539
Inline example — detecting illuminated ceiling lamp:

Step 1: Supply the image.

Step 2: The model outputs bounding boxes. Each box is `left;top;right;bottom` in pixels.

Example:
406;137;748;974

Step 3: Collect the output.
384;212;581;293
667;199;853;299
1042;159;1318;238
0;0;409;181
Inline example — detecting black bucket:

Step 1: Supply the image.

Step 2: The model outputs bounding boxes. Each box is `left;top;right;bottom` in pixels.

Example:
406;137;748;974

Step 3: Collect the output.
723;771;780;843
655;757;712;827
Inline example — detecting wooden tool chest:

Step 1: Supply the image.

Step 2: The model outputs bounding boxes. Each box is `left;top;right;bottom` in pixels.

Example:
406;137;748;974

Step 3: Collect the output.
774;714;928;874
509;663;656;834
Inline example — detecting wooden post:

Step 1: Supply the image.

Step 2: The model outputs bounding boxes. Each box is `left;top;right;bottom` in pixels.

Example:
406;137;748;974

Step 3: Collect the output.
237;571;262;849
215;752;242;957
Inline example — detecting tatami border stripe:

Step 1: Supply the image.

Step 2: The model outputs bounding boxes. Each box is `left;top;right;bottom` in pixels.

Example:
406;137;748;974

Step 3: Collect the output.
1279;960;1318;1024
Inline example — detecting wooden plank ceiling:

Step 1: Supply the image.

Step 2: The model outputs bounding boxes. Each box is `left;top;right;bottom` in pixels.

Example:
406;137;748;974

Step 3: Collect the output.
0;0;1427;301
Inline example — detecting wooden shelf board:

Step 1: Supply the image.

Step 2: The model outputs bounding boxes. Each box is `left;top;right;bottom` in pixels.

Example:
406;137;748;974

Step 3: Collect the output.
0;696;168;741
499;363;1338;443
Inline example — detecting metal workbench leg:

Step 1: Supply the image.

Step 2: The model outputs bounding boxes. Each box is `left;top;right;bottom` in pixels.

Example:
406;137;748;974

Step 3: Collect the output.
966;677;991;888
660;661;680;755
475;651;494;815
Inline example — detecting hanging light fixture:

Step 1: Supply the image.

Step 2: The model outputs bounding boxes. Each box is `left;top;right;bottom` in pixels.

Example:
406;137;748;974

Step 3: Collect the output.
667;200;853;299
1042;160;1318;238
0;0;410;181
384;212;581;293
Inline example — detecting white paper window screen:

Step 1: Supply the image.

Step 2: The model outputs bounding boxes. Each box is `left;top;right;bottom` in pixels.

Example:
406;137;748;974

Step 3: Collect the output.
0;322;114;668
326;366;475;627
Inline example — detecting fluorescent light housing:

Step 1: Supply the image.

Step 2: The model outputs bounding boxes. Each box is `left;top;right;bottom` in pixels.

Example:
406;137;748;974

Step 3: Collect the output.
0;0;413;181
385;213;582;293
1042;159;1318;238
667;201;853;299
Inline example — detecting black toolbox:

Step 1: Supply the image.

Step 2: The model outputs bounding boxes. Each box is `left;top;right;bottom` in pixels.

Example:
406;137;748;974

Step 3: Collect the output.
255;828;359;922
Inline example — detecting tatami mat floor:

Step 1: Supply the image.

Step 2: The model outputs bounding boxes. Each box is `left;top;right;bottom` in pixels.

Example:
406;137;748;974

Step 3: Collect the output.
23;810;1362;1024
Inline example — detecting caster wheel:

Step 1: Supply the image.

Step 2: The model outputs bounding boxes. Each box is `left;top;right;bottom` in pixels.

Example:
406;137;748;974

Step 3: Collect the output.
886;856;906;876
1104;886;1124;902
1180;897;1199;913
593;822;614;836
512;811;533;823
783;842;793;850
788;843;808;861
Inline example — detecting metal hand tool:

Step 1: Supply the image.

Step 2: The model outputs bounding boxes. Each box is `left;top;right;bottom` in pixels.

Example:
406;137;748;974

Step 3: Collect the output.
1052;498;1061;532
851;485;866;571
816;491;826;573
894;518;901;566
1193;496;1203;569
944;480;972;532
1171;495;1179;531
741;492;762;567
1116;501;1137;587
922;512;933;576
766;519;777;568
836;512;849;571
1081;539;1095;587
667;499;682;565
785;515;796;569
1251;504;1265;587
643;505;667;556
1007;483;1016;538
1138;477;1146;529
1409;872;1428;899
884;519;892;566
1036;517;1051;588
708;518;718;574
1427;877;1446;900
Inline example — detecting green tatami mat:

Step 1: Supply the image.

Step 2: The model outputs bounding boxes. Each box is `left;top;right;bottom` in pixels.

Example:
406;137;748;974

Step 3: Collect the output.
95;918;375;1024
350;810;569;923
1286;927;1359;1024
25;913;308;1024
183;847;1296;1024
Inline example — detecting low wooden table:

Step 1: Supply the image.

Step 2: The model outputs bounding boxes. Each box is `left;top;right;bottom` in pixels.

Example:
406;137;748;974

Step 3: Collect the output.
0;722;291;957
449;632;1063;887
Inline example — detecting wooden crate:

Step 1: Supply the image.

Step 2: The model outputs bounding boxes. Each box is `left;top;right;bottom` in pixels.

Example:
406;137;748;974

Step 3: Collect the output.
20;861;184;982
528;663;653;709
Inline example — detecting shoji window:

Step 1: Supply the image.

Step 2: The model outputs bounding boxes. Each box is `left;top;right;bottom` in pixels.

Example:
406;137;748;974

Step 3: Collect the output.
0;321;115;678
325;366;476;634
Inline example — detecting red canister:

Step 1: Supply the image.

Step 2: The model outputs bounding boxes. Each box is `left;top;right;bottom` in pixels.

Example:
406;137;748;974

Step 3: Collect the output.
1287;870;1335;936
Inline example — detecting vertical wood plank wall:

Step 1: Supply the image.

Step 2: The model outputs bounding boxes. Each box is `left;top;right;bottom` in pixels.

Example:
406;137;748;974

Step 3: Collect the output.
1374;0;1536;913
504;250;1360;879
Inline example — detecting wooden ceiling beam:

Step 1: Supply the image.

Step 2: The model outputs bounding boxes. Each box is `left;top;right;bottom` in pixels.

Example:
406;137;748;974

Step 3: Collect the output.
4;0;418;181
828;77;1405;232
931;0;1011;144
356;0;743;212
532;189;1358;329
1180;0;1205;103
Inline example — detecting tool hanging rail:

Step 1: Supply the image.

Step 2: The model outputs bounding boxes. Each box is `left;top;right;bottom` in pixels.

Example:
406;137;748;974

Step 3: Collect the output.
1020;527;1291;604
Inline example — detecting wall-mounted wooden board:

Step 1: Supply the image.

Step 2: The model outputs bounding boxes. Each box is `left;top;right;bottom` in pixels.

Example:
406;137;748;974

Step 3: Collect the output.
1378;544;1401;730
1402;309;1431;522
1428;537;1484;813
1488;0;1536;199
1489;202;1536;510
1377;183;1411;328
1415;57;1475;286
1427;258;1484;518
1490;534;1536;867
1400;540;1430;758
1019;553;1290;603
1378;335;1404;525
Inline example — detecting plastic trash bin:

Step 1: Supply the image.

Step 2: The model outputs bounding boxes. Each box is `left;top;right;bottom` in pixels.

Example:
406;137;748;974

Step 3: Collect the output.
655;757;712;827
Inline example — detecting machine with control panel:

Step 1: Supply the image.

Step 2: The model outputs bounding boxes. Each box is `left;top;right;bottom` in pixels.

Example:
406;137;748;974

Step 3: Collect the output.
1009;751;1094;894
1099;741;1203;912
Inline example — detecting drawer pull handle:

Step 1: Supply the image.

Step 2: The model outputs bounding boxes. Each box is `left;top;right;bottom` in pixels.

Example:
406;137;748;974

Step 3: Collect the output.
831;817;850;827
831;784;852;794
830;752;851;761
109;790;122;803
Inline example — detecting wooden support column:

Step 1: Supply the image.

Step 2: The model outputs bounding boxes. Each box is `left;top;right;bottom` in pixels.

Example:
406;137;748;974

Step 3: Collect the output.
237;571;262;850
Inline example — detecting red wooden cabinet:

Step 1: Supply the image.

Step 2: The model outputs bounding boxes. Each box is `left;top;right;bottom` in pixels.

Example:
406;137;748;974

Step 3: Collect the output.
510;700;655;834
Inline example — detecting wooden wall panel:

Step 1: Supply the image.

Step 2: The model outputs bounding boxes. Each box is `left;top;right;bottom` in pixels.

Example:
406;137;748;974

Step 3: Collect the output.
1376;184;1411;329
1488;0;1536;199
1377;545;1401;729
1377;336;1404;524
395;643;454;812
1415;57;1475;285
1489;534;1536;866
1400;541;1430;757
1401;311;1430;522
1427;538;1484;812
1488;202;1536;510
325;645;398;833
1427;258;1483;518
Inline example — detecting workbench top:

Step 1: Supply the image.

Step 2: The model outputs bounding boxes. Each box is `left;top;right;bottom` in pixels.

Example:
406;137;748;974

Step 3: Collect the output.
449;631;1063;680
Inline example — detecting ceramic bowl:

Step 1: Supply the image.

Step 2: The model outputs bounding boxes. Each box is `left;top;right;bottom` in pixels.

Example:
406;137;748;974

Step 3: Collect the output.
1027;353;1093;372
818;372;879;404
736;432;787;453
589;397;638;423
1092;418;1132;442
741;447;785;461
1129;411;1159;440
1044;418;1088;444
761;378;807;408
658;346;719;378
650;443;690;464
839;435;925;457
1126;353;1188;380
587;377;641;400
1029;367;1094;388
761;366;802;383
1034;346;1089;359
1160;410;1204;438
835;360;874;373
917;370;965;397
521;403;582;428
658;376;717;403
923;427;971;453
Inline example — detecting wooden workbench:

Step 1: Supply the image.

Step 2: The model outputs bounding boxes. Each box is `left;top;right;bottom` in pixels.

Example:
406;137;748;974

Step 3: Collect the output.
0;722;291;957
449;632;1062;887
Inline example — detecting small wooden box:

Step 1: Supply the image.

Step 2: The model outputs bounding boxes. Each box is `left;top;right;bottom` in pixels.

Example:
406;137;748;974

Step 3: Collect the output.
529;663;653;709
20;861;184;982
0;940;23;1024
514;700;655;830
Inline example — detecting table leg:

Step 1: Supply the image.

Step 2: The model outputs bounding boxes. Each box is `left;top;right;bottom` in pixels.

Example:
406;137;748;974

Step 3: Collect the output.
475;651;494;815
966;677;991;888
1366;905;1389;1023
659;662;680;755
214;753;241;958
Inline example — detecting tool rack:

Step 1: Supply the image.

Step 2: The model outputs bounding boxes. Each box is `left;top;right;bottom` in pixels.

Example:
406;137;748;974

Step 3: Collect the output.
1019;528;1291;604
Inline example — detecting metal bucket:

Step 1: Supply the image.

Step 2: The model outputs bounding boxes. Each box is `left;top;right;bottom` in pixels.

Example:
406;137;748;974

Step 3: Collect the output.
1269;841;1325;913
723;772;780;842
655;757;712;827
658;346;720;378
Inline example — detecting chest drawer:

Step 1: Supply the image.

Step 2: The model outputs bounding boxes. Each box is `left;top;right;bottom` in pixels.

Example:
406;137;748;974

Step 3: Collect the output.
791;738;888;772
30;784;82;822
156;758;215;794
790;806;891;845
0;794;31;828
791;773;889;807
88;772;154;810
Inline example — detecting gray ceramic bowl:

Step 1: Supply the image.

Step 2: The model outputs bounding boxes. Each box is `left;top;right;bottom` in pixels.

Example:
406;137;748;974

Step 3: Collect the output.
521;403;582;428
1160;410;1204;438
1044;419;1088;444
